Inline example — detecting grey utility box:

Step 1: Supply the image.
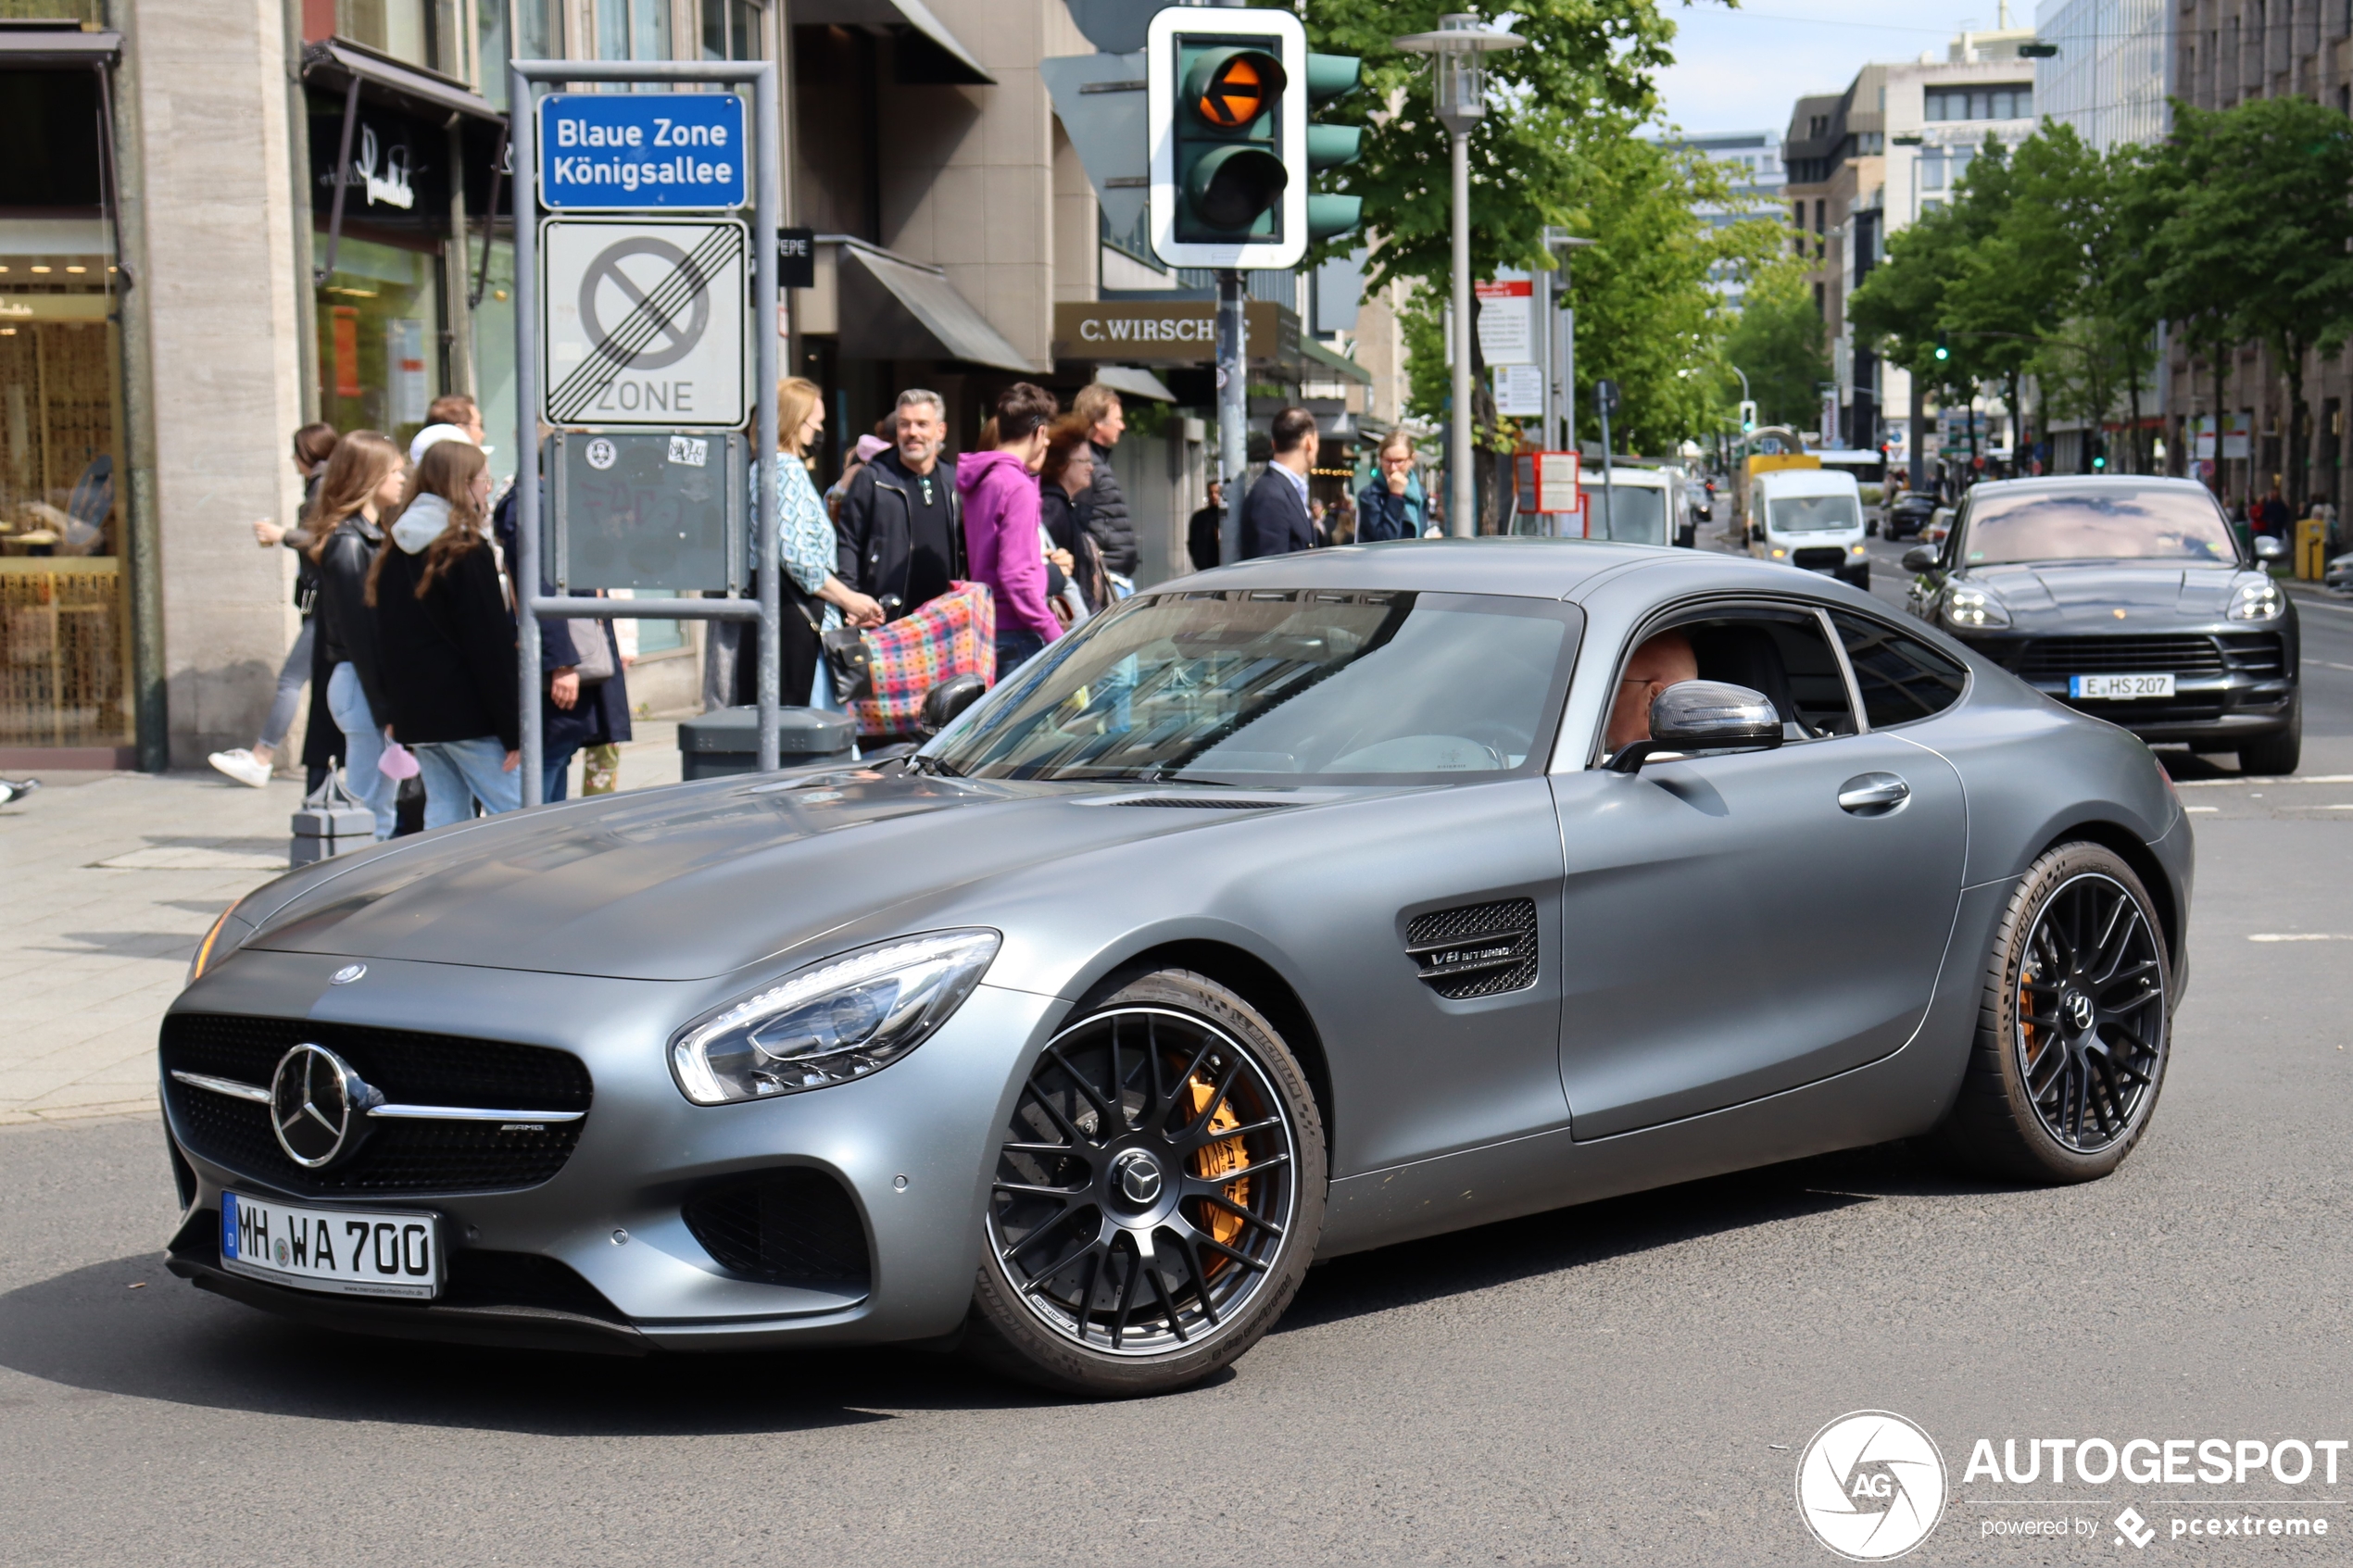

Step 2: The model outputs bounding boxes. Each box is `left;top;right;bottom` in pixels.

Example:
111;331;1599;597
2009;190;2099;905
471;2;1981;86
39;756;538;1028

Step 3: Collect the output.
677;706;857;780
547;430;748;593
290;784;374;866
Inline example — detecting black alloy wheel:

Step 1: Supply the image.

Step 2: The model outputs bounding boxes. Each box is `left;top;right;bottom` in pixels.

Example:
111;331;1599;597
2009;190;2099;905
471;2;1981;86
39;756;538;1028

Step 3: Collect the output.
968;970;1324;1397
1934;843;2172;1182
2014;872;2166;1151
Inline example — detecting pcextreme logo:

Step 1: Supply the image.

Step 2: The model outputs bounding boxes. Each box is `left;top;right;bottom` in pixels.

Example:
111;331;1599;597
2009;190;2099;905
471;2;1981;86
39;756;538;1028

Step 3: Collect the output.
1796;1411;1950;1562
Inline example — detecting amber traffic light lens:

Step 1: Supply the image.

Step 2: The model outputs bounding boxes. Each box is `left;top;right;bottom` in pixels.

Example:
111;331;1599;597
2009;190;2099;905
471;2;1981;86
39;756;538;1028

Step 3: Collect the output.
1198;56;1267;127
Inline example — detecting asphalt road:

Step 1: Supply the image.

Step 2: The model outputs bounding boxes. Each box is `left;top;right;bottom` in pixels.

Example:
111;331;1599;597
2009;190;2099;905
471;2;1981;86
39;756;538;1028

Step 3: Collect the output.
6;553;2352;1566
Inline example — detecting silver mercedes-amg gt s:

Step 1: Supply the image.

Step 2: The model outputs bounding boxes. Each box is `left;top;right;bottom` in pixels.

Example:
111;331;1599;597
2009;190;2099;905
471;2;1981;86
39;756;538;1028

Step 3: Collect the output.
164;541;2192;1396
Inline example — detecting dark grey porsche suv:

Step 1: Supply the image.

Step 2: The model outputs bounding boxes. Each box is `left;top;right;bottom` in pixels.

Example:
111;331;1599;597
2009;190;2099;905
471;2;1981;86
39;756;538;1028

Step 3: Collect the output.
1904;476;2300;773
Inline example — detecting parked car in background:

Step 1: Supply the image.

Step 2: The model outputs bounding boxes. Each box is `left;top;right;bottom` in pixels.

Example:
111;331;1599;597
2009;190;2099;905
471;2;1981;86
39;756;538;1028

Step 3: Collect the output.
1886;492;1939;541
1903;475;2300;773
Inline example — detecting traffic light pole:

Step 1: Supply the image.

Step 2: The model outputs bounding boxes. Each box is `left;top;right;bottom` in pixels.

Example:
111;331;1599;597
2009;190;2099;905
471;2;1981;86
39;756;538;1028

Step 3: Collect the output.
1216;268;1248;565
1449;126;1474;538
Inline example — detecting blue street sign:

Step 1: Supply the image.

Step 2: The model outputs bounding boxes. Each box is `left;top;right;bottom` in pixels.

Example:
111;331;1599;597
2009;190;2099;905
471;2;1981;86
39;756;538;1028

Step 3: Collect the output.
537;92;747;210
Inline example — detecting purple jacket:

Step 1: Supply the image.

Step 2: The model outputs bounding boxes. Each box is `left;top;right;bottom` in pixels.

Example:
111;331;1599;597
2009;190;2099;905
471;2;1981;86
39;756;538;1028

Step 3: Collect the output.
956;450;1062;643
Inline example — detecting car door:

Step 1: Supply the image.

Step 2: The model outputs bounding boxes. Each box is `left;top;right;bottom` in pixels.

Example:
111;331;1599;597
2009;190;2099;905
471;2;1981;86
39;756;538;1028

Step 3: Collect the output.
1549;598;1968;1140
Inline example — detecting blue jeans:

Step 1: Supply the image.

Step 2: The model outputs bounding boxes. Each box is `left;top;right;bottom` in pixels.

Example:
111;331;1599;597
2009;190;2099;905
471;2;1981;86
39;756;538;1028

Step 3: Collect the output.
325;661;394;840
995;628;1047;680
258;620;314;749
412;737;521;830
543;745;579;803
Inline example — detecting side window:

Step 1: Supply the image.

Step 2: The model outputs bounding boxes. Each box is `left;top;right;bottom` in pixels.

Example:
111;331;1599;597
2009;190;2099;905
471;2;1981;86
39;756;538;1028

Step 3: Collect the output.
1615;607;1858;751
1831;611;1968;727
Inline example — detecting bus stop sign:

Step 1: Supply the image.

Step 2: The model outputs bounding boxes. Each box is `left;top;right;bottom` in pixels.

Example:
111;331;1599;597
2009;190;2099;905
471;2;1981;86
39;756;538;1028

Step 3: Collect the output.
540;217;749;428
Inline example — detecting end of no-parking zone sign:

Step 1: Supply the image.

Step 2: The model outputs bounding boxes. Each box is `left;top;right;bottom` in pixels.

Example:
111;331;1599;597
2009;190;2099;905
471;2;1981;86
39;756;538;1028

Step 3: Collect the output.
540;218;748;428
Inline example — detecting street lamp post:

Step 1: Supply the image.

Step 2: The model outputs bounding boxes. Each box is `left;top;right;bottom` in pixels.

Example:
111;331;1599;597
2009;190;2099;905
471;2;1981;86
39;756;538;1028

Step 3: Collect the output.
1396;14;1523;539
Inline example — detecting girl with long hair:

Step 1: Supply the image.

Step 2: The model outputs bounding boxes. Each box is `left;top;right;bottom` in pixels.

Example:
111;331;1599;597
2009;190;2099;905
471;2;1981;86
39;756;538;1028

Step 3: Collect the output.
306;430;408;836
367;438;522;828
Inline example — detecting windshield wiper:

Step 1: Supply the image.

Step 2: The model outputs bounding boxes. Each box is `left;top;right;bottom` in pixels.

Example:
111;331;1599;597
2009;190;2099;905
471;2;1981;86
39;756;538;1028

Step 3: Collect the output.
908;752;964;779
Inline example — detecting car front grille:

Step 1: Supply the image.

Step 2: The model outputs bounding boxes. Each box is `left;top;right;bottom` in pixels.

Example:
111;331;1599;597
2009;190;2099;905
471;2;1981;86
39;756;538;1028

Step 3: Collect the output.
161;1014;593;1197
2017;634;2225;679
1793;547;1848;571
682;1168;871;1292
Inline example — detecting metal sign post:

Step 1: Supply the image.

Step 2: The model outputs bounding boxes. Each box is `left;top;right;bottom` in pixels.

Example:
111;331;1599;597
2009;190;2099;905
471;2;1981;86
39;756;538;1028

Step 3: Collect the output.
511;56;780;807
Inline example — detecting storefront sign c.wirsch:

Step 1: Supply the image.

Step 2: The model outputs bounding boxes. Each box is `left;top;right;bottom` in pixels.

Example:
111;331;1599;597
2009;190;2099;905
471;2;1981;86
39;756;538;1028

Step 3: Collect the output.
1051;300;1298;368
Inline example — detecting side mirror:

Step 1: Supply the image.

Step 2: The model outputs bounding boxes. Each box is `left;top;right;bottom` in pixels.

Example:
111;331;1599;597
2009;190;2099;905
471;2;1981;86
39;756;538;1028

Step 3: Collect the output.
1901;546;1939;574
1606;681;1784;772
917;672;988;737
2254;534;2287;563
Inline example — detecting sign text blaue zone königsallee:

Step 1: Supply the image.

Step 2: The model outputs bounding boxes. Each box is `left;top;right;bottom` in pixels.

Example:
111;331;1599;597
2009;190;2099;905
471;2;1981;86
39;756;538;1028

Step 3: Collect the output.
537;92;749;211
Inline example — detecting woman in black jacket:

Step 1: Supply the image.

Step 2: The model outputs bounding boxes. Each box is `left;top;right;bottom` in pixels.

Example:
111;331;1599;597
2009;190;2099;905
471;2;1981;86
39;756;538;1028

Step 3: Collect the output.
305;430;408;839
368;439;521;829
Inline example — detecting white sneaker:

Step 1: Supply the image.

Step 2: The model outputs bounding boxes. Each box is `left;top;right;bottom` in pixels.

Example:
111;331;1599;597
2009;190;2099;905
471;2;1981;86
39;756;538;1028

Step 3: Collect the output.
208;748;272;788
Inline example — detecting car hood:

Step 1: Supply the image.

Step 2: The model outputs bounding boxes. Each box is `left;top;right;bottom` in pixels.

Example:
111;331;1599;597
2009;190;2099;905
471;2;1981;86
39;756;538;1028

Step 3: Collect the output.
240;769;1344;982
1963;561;2251;626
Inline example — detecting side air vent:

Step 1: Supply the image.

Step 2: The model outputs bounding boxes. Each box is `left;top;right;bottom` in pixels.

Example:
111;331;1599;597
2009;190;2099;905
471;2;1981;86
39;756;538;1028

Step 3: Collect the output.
1110;797;1292;810
1405;897;1539;1000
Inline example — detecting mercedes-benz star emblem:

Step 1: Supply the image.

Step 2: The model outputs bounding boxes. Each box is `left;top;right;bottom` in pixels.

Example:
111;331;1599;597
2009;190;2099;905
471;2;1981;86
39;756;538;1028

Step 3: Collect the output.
331;963;366;985
1112;1148;1164;1207
2066;993;2095;1033
269;1044;374;1169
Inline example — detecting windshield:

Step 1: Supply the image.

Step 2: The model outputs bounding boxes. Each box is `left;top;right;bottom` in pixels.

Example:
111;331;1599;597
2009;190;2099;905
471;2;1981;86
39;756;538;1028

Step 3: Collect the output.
1584;483;1667;544
928;590;1580;784
1768;494;1860;533
1963;486;2239;565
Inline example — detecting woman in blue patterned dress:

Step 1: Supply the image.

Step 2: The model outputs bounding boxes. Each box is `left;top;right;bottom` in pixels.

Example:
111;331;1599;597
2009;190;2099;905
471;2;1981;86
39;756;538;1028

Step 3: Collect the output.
773;377;884;709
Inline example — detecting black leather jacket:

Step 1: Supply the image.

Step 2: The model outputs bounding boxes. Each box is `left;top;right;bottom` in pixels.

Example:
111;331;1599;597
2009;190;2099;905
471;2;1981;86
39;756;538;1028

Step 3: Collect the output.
313;515;391;720
835;450;963;614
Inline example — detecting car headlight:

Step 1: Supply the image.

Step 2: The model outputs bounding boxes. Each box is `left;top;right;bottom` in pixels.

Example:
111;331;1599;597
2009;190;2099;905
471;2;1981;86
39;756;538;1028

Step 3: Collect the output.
1850;543;1867;555
1944;587;2010;629
2230;579;2284;621
671;929;1000;1105
185;896;252;988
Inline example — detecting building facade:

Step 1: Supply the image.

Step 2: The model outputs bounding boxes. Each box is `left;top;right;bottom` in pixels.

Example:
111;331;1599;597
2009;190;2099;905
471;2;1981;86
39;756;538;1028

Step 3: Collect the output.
0;0;1271;772
2033;0;2172;153
1656;129;1785;309
2159;1;2353;514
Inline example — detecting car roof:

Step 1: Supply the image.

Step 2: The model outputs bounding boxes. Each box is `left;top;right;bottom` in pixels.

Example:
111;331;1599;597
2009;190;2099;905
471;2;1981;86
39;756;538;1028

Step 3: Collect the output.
1579;467;1669;487
1147;539;1835;601
1754;468;1859;495
1964;473;2213;499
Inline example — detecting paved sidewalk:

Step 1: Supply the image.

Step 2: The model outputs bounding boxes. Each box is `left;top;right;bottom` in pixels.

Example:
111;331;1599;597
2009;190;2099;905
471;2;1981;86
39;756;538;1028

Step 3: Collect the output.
0;721;684;1126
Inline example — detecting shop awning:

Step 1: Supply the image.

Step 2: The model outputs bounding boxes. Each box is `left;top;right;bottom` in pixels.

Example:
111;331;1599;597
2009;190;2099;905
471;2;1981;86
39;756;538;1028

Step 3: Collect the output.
302;38;504;123
1300;335;1373;387
836;240;1041;372
788;0;992;85
0;28;120;63
1090;366;1176;403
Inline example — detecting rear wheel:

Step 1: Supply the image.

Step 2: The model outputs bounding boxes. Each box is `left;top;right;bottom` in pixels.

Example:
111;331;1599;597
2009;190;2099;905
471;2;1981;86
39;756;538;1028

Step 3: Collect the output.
1932;843;2172;1183
966;970;1326;1397
2236;700;2301;775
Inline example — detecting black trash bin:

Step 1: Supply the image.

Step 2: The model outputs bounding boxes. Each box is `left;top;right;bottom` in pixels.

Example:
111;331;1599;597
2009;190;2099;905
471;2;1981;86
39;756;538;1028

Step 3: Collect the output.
677;706;857;780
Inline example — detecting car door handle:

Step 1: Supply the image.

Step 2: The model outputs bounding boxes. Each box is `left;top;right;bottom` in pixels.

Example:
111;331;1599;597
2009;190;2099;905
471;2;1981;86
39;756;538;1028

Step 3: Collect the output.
1838;773;1910;815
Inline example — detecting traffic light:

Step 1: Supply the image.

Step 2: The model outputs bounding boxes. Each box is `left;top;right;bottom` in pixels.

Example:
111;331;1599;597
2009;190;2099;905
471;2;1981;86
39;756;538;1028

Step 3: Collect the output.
1933;332;1950;363
2091;437;2108;470
1147;9;1353;267
1738;398;1757;434
1303;52;1363;243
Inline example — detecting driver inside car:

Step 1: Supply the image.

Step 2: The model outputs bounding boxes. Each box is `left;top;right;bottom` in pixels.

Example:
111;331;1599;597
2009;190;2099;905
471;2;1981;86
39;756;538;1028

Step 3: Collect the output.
1604;629;1699;751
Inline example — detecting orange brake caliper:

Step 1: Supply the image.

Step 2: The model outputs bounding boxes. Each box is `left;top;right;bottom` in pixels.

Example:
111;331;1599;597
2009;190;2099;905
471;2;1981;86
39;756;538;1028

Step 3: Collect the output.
1189;1076;1250;1273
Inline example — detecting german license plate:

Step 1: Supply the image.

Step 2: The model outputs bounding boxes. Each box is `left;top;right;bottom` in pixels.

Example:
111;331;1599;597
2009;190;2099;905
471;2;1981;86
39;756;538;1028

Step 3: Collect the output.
220;1191;442;1299
2070;673;2175;700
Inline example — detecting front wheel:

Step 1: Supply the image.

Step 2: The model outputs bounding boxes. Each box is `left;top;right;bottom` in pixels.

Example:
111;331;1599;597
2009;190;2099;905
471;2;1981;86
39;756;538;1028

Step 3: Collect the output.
1932;843;2172;1183
966;970;1326;1397
2236;700;2301;776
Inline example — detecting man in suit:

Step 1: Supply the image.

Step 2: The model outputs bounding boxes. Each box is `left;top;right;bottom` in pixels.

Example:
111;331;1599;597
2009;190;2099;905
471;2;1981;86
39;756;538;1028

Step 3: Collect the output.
1240;406;1319;558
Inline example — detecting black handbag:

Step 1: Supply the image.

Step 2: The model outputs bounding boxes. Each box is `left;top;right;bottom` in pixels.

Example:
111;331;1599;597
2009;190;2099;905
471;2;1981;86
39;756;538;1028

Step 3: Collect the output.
821;624;873;705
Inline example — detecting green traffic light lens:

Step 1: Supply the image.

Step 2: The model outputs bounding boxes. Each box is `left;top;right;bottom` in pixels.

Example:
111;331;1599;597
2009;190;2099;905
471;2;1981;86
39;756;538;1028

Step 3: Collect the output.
1187;144;1288;230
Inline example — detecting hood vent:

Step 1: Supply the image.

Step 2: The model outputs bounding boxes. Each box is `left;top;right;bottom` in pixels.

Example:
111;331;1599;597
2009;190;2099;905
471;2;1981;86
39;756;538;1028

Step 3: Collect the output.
1108;797;1293;810
1406;897;1538;999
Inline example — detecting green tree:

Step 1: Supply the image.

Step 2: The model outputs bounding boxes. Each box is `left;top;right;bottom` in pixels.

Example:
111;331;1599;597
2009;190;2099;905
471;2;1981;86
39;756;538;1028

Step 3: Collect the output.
1723;259;1830;430
2156;97;2353;511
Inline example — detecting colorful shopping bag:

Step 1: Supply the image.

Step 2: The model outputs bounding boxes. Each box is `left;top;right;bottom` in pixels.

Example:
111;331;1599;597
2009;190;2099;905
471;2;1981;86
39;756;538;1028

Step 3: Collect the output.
849;581;996;734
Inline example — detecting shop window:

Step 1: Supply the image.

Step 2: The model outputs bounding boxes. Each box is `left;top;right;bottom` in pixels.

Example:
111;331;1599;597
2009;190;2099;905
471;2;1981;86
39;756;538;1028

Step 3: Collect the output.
598;0;670;62
702;0;764;60
315;234;444;450
0;309;129;747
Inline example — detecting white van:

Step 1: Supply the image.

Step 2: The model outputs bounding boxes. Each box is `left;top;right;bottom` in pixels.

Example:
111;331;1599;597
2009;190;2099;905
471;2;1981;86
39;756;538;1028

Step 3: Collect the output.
1580;467;1676;545
1744;466;1869;589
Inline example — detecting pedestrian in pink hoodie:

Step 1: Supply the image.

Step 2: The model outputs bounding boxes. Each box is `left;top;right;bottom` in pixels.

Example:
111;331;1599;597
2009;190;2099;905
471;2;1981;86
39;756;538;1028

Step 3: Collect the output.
957;382;1065;674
